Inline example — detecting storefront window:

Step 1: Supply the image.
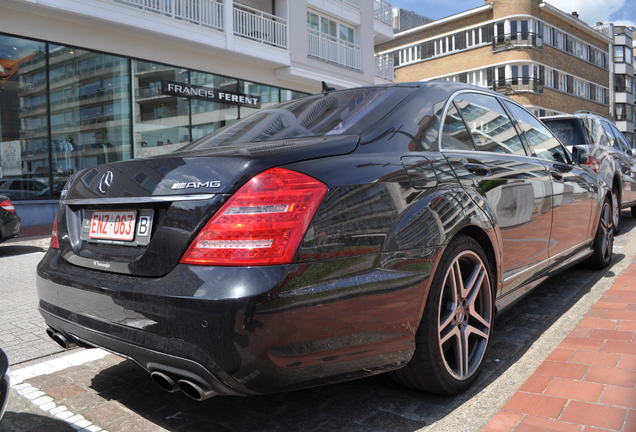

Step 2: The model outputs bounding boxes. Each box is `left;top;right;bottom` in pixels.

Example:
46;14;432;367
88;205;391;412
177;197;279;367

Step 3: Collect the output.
0;34;49;200
0;33;309;201
132;60;190;158
239;80;280;118
190;71;239;141
48;44;131;195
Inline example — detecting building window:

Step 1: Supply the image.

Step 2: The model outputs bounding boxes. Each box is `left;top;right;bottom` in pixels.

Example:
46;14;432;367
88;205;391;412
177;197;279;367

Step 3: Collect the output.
614;45;633;64
615;75;633;94
307;12;355;44
0;34;49;200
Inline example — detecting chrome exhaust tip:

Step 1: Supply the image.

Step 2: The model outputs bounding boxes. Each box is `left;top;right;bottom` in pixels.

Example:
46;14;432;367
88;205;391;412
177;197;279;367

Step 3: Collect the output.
176;379;217;401
46;328;76;349
150;371;178;393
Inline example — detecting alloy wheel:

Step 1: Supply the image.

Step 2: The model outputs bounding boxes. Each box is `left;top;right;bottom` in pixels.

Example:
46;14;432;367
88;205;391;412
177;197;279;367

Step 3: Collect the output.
437;251;492;381
600;200;613;262
612;193;619;229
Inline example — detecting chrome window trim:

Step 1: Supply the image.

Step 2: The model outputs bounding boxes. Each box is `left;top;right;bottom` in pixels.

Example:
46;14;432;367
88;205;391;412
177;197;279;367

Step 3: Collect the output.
63;194;216;205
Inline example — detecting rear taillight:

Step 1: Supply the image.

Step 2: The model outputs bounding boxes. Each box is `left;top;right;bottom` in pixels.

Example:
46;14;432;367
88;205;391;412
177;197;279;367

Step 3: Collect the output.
583;156;601;173
50;215;59;249
180;168;327;266
0;199;15;213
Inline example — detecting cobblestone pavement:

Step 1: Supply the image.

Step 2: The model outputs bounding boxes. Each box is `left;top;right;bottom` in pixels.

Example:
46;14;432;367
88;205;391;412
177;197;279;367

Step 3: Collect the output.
0;237;64;365
1;216;636;432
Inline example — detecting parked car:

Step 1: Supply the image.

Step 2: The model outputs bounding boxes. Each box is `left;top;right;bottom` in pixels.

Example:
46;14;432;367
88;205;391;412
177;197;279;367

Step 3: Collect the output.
0;196;20;243
0;348;8;423
0;178;49;200
37;82;613;399
541;113;636;233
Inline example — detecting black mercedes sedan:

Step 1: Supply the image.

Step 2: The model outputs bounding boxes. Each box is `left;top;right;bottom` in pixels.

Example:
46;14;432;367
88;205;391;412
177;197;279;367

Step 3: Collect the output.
37;82;613;399
0;196;19;244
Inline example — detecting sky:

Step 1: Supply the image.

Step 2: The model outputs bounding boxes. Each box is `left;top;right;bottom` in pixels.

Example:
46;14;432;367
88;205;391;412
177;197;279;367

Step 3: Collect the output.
390;0;636;27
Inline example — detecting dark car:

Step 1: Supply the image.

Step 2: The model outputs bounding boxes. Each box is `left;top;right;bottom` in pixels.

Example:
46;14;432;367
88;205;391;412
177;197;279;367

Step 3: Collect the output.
0;348;8;422
37;82;613;399
0;196;20;243
541;113;636;233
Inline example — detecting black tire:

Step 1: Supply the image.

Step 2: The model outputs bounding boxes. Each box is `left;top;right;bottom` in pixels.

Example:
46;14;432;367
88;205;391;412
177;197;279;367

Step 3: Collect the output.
390;235;494;395
612;187;621;234
584;195;614;270
631;206;636;218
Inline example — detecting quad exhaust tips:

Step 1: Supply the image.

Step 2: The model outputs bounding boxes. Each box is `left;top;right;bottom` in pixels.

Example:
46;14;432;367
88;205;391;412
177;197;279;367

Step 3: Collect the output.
46;328;77;349
149;370;217;401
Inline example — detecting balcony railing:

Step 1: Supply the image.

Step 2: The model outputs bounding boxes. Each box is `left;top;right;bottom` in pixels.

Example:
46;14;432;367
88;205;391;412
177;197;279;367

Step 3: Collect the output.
375;54;394;81
114;0;223;29
492;32;543;51
233;3;288;49
374;0;392;25
341;0;359;8
493;77;544;94
307;30;361;71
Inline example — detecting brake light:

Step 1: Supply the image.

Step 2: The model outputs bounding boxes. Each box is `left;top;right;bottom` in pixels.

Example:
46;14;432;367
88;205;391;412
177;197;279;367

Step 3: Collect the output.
583;155;601;173
0;199;15;213
180;168;327;266
50;215;59;249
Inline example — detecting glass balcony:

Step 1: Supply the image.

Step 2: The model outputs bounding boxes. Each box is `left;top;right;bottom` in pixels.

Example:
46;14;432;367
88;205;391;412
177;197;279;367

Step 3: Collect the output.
492;77;544;94
492;33;543;51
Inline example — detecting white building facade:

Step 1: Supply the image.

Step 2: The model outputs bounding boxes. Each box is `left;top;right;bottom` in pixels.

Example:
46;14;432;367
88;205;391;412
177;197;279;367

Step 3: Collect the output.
0;0;392;231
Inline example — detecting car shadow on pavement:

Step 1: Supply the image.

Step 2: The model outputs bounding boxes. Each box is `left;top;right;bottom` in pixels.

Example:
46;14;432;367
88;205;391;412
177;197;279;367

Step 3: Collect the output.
0;411;75;432
0;245;44;258
87;215;636;432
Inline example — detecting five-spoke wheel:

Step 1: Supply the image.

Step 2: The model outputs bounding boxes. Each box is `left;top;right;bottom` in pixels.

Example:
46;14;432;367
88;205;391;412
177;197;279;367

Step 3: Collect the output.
438;251;492;380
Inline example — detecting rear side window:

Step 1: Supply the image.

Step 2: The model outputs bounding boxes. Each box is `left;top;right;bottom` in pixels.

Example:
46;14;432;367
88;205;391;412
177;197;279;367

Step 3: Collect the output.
453;93;526;155
441;103;475;151
600;121;618;147
608;123;632;153
504;102;567;163
542;118;586;147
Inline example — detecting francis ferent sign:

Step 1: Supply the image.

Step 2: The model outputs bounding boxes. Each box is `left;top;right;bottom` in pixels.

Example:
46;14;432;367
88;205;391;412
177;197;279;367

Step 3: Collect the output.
161;80;261;109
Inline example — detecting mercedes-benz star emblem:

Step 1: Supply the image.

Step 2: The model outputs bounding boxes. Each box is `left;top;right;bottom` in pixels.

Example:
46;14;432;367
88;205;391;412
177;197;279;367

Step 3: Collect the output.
97;171;114;194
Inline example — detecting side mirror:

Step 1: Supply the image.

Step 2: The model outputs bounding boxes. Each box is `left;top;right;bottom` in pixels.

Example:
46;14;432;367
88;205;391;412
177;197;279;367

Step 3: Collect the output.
631;148;636;158
571;145;590;165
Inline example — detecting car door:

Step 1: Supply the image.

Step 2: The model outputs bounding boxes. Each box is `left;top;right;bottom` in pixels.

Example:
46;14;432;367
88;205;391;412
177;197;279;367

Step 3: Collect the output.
441;92;553;294
503;101;596;262
606;122;636;206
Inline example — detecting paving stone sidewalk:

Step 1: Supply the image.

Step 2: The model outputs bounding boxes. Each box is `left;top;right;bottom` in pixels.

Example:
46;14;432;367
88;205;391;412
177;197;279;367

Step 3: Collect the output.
0;236;63;365
483;259;636;432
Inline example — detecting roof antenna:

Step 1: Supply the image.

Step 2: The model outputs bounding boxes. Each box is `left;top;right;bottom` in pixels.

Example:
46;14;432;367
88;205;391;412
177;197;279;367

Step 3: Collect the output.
321;81;336;94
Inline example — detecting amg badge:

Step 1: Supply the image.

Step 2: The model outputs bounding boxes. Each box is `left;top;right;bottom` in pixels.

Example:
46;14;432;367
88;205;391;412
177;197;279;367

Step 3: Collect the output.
171;180;222;190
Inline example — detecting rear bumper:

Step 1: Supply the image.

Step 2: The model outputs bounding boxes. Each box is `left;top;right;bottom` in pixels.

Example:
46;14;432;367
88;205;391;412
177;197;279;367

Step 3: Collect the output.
0;214;20;243
37;247;437;395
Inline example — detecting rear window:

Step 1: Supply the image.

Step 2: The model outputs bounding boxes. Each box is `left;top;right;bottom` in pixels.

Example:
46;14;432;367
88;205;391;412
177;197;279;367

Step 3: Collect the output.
542;119;586;147
183;87;411;150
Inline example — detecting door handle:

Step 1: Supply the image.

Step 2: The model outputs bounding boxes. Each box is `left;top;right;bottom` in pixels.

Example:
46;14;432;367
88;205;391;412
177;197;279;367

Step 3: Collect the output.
550;169;563;181
463;162;491;176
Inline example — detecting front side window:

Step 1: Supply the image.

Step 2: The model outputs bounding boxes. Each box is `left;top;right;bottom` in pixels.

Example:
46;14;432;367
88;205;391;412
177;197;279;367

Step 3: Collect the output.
503;102;566;163
453;93;526;155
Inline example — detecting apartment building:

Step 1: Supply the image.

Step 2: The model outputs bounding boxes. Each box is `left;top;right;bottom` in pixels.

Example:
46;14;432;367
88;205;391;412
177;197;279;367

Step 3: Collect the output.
611;25;634;145
375;0;613;119
0;0;393;232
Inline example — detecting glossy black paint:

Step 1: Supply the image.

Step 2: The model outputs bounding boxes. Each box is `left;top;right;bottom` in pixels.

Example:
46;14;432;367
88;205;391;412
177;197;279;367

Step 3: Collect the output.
0;348;8;422
37;82;608;396
0;195;20;244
